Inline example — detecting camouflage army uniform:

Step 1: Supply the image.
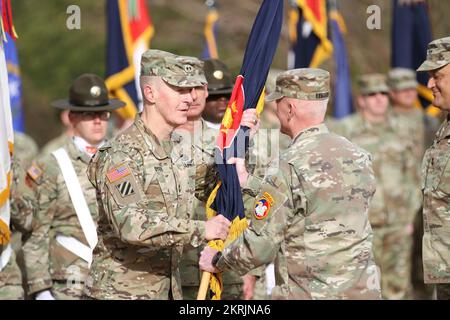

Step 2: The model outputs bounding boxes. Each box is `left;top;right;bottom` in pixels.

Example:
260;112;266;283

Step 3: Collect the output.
22;138;99;299
13;132;39;169
387;68;440;299
416;37;450;299
214;69;381;299
217;124;380;299
84;114;219;300
39;133;71;157
335;111;419;299
0;157;35;300
84;50;220;300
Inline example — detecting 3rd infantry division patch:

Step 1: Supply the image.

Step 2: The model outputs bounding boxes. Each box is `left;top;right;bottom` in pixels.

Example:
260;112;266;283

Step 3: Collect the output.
116;180;135;197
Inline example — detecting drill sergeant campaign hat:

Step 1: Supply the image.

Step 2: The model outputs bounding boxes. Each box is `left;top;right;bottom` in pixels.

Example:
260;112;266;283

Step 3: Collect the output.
51;74;125;111
265;68;330;102
203;58;234;96
140;49;207;87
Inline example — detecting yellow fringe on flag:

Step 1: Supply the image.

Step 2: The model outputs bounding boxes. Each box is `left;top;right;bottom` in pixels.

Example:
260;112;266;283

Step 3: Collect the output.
0;219;11;246
200;181;249;300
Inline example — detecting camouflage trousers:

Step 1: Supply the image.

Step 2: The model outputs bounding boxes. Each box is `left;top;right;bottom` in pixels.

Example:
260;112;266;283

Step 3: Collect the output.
372;224;414;300
411;208;434;299
0;250;25;300
182;283;243;300
51;280;85;300
436;284;450;300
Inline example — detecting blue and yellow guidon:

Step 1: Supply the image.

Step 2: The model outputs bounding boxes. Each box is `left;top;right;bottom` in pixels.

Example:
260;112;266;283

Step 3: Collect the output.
254;192;274;220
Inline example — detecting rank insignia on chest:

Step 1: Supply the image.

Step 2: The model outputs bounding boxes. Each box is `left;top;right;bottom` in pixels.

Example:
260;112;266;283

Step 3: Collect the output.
254;192;274;220
115;180;135;197
107;163;131;183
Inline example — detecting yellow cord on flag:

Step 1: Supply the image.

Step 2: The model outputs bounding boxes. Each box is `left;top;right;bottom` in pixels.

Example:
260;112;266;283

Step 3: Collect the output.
197;179;250;300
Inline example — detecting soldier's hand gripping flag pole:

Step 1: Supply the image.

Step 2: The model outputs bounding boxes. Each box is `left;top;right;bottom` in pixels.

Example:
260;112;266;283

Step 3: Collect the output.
197;0;283;300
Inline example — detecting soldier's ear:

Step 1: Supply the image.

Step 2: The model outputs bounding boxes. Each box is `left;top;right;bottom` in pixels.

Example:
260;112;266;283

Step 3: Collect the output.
357;95;366;109
143;83;157;104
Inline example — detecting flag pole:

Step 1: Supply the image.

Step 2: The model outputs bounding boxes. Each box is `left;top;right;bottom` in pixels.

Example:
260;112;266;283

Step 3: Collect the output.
197;272;211;300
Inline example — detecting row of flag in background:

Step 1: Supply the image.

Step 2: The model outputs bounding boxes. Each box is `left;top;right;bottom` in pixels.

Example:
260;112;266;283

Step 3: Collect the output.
2;0;438;130
0;0;439;298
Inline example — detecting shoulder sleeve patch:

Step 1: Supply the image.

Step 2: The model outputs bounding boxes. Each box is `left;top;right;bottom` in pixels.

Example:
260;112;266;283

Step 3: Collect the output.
106;162;131;183
105;162;145;206
26;162;43;184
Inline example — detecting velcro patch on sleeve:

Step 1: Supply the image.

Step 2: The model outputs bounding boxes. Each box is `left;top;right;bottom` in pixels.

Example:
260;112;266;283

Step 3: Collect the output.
254;192;274;220
106;163;131;183
26;163;43;183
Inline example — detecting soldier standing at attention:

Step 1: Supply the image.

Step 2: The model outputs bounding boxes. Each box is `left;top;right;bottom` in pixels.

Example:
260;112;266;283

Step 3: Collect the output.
416;36;450;300
333;74;417;299
23;74;124;300
200;68;381;300
84;49;259;300
387;67;439;299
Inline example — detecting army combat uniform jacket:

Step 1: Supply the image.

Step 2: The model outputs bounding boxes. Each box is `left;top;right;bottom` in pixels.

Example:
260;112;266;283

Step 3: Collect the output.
422;117;450;283
23;139;98;295
84;116;217;300
216;124;381;299
334;113;418;227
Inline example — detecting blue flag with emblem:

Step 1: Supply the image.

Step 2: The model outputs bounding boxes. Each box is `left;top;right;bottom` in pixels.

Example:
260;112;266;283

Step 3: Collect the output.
199;0;283;301
391;0;435;115
4;32;24;132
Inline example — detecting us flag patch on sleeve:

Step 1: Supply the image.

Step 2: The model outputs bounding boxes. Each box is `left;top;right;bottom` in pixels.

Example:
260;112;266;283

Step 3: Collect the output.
27;163;43;182
107;163;131;183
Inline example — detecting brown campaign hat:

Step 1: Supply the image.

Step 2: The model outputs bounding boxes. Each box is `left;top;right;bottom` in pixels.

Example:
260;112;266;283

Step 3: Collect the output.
51;74;125;111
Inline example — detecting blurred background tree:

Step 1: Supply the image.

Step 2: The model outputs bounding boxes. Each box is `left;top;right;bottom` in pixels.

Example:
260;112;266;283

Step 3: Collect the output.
11;0;450;146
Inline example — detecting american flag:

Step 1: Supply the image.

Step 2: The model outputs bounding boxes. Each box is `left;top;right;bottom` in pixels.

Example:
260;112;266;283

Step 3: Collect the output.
107;164;131;183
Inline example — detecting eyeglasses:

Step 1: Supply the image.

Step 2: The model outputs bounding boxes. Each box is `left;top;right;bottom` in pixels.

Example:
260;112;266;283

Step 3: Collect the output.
366;92;388;97
73;111;111;121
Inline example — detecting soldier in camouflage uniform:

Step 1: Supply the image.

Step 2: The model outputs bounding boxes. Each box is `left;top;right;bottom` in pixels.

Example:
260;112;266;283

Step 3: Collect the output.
333;74;418;299
0;157;36;299
200;68;381;300
39;110;74;157
387;68;439;299
22;74;124;300
84;50;259;300
416;36;450;300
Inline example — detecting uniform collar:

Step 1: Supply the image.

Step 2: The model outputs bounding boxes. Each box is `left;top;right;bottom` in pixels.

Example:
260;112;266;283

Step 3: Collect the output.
290;123;329;146
134;115;172;160
67;137;94;164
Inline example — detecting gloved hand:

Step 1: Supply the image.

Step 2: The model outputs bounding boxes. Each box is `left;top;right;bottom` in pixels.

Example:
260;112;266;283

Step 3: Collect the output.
35;290;56;300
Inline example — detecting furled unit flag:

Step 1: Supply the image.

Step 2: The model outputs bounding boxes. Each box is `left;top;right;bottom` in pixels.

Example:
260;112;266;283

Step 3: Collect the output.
329;2;353;119
391;0;436;115
202;0;219;59
288;0;332;69
106;0;154;119
198;0;284;301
